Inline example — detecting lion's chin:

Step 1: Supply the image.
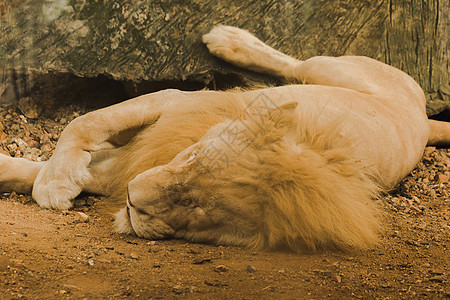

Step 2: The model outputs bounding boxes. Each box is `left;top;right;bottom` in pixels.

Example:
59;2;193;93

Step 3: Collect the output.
114;207;135;235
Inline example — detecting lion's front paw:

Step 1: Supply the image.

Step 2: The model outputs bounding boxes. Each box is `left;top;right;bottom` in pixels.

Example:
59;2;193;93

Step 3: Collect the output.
202;25;261;67
32;178;81;210
32;150;92;210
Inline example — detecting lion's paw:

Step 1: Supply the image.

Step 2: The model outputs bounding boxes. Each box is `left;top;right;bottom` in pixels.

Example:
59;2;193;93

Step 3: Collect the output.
32;183;80;210
32;150;92;210
202;25;264;67
0;153;12;190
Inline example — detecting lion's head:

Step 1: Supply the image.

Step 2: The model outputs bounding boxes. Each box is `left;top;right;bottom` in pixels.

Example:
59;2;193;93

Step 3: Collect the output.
115;101;380;251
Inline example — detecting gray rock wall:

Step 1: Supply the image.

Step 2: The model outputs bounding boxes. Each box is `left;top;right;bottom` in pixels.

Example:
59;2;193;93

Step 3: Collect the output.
0;0;448;116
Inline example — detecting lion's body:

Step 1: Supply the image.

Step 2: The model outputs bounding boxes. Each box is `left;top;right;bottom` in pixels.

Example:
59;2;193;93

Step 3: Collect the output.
105;82;426;200
1;26;449;251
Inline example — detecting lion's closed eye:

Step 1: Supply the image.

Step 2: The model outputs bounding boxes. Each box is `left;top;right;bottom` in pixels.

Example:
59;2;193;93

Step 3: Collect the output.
186;153;197;164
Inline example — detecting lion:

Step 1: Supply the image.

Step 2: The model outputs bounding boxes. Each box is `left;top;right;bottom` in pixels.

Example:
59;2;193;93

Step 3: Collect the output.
1;25;449;251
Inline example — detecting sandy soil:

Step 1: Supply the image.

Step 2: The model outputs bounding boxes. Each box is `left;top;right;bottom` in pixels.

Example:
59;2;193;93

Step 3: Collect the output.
0;99;449;299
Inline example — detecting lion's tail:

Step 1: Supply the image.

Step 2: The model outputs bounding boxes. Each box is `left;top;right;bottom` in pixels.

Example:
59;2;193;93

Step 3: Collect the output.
428;120;450;147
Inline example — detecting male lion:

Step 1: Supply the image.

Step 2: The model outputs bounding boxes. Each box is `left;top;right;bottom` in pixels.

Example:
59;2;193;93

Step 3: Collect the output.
1;26;449;251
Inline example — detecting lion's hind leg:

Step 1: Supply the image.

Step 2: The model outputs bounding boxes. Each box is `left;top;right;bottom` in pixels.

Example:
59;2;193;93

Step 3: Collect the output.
203;25;424;101
202;25;301;79
0;153;44;194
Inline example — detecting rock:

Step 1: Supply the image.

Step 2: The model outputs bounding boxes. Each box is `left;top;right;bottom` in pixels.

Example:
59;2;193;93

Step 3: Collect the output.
429;275;446;283
430;270;445;276
22;136;39;148
262;285;276;292
0;0;448;117
436;174;449;184
73;198;87;207
246;264;257;273
148;246;161;253
0;129;6;141
425;146;436;154
426;100;450;117
331;261;341;267
18;97;41;119
86;197;95;206
62;284;81;291
0;1;286;87
75;212;89;223
40;143;53;154
0;68;23;107
322;271;333;278
313;269;333;278
187;249;200;254
204;280;228;287
129;253;139;260
193;258;212;265
7;142;18;154
213;265;229;273
172;285;184;295
0;256;12;272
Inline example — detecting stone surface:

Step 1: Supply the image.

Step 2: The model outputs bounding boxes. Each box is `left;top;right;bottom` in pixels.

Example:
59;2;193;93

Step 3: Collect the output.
0;0;448;116
0;68;33;107
426;100;450;118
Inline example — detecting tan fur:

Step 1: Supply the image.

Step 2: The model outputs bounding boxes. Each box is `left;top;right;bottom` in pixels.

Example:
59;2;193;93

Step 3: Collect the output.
106;95;247;201
113;99;381;251
1;25;449;252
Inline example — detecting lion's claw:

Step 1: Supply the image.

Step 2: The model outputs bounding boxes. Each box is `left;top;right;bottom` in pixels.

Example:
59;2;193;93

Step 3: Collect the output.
32;150;92;210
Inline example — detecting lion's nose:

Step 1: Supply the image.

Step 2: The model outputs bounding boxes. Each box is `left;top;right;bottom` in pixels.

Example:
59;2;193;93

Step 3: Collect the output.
127;165;169;207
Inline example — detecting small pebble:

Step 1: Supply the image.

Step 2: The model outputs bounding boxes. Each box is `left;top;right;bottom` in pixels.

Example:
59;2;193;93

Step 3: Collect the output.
429;275;446;283
214;265;229;273
193;258;212;265
75;212;89;223
172;285;184;295
246;264;257;273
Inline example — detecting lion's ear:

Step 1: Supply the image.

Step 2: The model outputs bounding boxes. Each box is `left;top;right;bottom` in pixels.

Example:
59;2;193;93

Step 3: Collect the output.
179;153;197;168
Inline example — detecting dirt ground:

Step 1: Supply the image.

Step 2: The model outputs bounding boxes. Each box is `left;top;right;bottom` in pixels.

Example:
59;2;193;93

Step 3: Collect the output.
0;96;449;299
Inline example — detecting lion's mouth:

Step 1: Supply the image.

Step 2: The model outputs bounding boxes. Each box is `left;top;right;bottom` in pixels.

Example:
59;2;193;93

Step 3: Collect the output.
114;207;136;236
